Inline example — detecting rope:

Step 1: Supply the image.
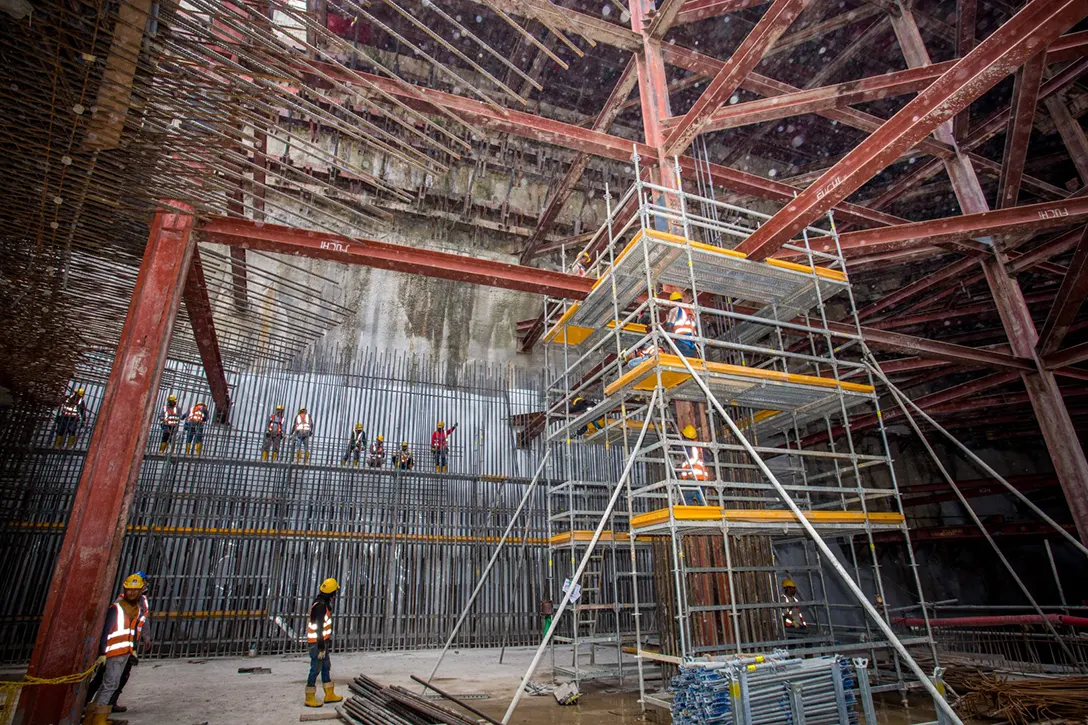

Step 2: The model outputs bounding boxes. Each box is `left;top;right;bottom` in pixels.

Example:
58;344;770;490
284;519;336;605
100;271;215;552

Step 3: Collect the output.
0;656;105;723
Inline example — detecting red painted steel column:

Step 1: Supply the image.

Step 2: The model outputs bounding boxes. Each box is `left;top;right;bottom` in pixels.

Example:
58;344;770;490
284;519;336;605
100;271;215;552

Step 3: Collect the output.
184;247;232;422
16;204;196;725
629;0;673;178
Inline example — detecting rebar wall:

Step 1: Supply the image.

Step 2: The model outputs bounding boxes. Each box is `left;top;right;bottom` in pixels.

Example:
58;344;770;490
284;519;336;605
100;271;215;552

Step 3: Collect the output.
0;347;588;663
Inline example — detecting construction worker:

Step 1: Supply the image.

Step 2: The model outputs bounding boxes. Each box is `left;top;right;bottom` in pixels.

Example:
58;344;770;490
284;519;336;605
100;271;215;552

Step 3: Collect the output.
667;290;697;357
184;401;209;456
367;435;385;468
86;573;151;724
85;572;151;716
782;578;808;631
292;406;314;464
575;251;592;277
159;394;181;454
262;404;286;461
431;421;457;472
305;578;344;708
623;342;659;368
54;387;88;448
678;424;709;504
394;441;414;471
342;423;367;467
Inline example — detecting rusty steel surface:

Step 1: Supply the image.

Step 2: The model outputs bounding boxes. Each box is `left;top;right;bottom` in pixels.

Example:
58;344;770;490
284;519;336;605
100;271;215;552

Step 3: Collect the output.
16;206;196;725
182;248;231;422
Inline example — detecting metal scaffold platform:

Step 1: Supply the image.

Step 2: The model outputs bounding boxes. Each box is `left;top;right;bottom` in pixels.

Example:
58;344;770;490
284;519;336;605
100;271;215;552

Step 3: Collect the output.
522;158;960;725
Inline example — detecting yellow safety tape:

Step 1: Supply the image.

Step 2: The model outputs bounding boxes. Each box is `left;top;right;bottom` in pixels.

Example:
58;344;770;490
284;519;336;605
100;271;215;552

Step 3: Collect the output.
1;656;104;721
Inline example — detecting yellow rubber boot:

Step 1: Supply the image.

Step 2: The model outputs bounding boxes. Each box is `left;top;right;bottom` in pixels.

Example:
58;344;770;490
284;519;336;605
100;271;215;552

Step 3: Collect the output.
305;451;311;464
261;450;268;462
185;443;192;455
195;442;202;456
158;442;167;454
88;705;111;725
67;435;77;448
323;683;343;704
305;686;321;708
54;435;64;448
271;451;278;462
296;450;303;463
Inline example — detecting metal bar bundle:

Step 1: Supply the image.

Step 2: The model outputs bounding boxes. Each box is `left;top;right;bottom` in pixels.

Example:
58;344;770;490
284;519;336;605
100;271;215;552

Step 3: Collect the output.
669;653;858;725
342;674;477;725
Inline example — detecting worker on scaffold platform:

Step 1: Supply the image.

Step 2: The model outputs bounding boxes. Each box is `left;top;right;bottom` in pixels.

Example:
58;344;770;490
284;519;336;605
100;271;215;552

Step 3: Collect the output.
158;394;181;454
292;406;314;464
394;441;414;471
54;386;88;448
342;423;367;467
431;420;457;472
782;578;809;633
262;404;285;461
184;400;209;456
367;435;385;467
677;424;709;505
667;290;697;357
304;578;344;708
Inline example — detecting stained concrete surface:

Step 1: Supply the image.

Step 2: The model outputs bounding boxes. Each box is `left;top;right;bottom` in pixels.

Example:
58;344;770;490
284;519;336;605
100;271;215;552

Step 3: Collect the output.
99;646;943;725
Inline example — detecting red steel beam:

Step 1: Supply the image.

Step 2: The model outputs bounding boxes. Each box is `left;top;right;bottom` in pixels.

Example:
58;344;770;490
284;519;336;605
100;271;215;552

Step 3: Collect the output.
1039;226;1088;353
1009;226;1086;273
826;321;1034;370
856;257;978;321
997;51;1048;208
735;0;1088;261
1045;339;1088;368
182;247;232;422
663;0;811;157
199;217;596;299
902;474;1058;507
1045;93;1088;185
864;291;1054;331
16;205;196;725
519;58;638;263
799;196;1088;260
954;0;978;140
674;0;767;25
877;520;1077;542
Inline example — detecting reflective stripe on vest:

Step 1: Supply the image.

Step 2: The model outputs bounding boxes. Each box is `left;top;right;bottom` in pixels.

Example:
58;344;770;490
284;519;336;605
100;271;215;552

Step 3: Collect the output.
188;405;206;423
295;414;312;434
669;307;695;337
163;404;180;426
104;602;136;657
783;594;807;627
61;400;81;417
135;595;149;640
306;608;333;643
267;414;283;434
680;447;709;481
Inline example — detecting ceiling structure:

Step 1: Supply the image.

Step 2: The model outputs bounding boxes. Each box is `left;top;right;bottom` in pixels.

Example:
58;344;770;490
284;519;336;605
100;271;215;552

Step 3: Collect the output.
2;0;1088;457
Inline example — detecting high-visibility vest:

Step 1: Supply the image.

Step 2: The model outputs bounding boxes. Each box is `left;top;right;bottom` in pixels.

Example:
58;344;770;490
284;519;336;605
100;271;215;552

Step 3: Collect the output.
369;442;384;456
135;595;149;641
188;405;206;423
295;414;312;434
306;602;333;643
668;306;696;337
103;602;137;658
680;446;709;481
61;397;82;417
162;404;180;427
267;413;284;434
783;594;807;628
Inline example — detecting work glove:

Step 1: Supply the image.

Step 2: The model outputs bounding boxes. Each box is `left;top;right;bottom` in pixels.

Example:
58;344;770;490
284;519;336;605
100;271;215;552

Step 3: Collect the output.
317;649;326;660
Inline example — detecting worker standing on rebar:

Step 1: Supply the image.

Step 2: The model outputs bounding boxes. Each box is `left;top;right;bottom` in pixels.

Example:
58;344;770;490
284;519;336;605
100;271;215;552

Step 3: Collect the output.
431;421;457;472
85;572;151;717
394;441;414;471
342;423;367;467
305;578;344;708
262;404;286;462
184;400;209;456
292;406;314;464
158;394;181;454
782;578;808;631
54;387;88;448
367;435;385;467
667;290;697;357
84;573;151;725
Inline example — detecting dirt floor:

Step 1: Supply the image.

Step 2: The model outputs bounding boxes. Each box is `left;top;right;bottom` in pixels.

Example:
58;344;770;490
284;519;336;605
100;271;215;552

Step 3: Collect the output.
62;646;941;725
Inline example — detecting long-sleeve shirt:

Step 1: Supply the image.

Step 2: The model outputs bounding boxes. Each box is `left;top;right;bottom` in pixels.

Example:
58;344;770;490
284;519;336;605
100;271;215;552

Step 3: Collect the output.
347;429;366;451
431;425;457;452
60;394;87;422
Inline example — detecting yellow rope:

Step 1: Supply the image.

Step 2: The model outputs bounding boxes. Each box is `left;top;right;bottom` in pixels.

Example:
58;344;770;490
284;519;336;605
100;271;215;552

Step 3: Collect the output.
0;657;104;722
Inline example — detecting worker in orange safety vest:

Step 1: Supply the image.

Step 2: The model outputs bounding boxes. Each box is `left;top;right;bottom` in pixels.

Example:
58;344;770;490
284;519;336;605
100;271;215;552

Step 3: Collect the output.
262;404;286;461
678;424;709;505
184;401;209;456
85;573;151;724
292;406;314;464
305;578;344;708
782;578;808;631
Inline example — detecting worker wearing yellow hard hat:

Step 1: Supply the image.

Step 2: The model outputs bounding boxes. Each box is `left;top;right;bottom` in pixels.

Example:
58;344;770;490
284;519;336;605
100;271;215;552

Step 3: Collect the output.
677;424;709;504
292;406;314;464
666;289;697;357
85;572;151;723
262;404;286;461
306;578;343;707
342;422;367;467
367;435;386;468
782;577;808;631
55;386;89;448
431;420;458;473
184;400;209;456
395;441;415;471
159;394;182;454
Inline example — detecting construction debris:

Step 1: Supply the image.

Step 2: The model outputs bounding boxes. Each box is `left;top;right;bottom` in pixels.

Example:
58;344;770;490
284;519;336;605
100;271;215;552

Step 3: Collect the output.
340;674;481;725
951;673;1088;724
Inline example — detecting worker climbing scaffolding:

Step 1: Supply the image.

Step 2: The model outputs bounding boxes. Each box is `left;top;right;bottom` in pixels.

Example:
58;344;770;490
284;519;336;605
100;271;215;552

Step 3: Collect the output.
342;423;367;467
677;424;709;505
158;395;181;454
54;387;88;448
293;406;314;464
261;404;286;461
781;578;808;632
431;421;457;472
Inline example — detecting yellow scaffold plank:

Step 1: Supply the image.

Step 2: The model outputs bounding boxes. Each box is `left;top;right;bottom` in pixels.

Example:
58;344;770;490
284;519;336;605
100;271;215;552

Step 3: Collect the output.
629;506;904;529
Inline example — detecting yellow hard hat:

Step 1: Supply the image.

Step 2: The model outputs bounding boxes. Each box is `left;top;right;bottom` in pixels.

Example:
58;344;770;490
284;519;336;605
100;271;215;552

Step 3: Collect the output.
123;573;145;590
167;394;177;402
76;388;85;395
682;424;697;440
580;251;591;261
319;578;340;594
355;423;363;431
782;578;796;588
401;441;408;448
670;291;683;301
275;404;284;411
377;435;384;442
437;421;444;428
196;401;205;407
299;406;306;412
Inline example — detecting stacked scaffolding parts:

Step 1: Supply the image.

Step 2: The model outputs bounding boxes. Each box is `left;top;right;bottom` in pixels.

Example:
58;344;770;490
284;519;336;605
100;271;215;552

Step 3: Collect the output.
539;159;944;716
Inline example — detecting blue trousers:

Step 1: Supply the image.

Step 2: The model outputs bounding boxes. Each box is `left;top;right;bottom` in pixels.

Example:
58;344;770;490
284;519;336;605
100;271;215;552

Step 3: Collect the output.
676;340;696;357
307;644;331;687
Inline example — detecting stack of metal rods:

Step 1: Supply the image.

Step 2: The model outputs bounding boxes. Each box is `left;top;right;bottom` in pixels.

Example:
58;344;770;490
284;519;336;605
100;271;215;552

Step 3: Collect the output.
342;674;478;725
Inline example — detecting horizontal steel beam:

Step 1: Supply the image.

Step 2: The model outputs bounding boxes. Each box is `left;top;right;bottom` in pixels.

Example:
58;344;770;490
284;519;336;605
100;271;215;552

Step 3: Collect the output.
199;218;595;299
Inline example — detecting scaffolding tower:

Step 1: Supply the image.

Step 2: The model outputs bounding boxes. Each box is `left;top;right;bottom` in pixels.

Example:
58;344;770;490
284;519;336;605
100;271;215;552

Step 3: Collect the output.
539;155;941;714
